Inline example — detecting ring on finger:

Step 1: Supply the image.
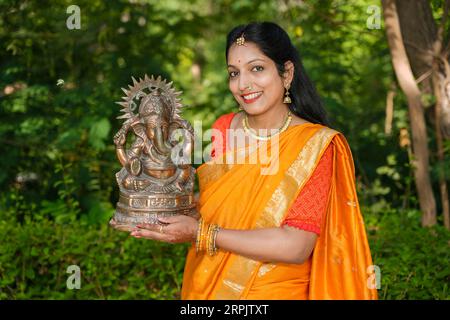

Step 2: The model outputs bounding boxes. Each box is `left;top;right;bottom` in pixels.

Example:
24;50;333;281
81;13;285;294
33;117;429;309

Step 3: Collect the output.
159;224;164;234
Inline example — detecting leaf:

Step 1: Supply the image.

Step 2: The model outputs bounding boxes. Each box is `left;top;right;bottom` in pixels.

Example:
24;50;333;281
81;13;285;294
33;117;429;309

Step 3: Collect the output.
88;118;111;151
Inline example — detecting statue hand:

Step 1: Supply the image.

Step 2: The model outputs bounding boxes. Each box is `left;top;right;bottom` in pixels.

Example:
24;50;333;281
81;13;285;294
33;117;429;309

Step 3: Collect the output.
114;130;127;146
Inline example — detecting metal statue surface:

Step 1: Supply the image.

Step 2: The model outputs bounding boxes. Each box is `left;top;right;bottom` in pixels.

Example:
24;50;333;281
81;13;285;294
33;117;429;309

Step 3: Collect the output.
109;75;196;232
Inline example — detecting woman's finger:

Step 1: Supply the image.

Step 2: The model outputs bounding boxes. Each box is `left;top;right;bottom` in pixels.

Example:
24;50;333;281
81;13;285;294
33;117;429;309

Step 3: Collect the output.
136;223;161;231
136;223;178;236
157;215;183;224
130;229;173;242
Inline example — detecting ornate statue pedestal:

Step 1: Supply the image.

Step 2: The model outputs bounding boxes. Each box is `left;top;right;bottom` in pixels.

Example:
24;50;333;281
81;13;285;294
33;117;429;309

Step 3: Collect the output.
109;75;196;232
111;192;197;232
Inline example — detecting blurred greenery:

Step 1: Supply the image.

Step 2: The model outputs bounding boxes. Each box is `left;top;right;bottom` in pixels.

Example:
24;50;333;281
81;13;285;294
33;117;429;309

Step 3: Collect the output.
0;0;449;299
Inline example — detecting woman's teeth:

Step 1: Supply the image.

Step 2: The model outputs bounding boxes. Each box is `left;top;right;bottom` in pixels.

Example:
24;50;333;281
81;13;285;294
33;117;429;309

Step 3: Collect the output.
242;92;262;100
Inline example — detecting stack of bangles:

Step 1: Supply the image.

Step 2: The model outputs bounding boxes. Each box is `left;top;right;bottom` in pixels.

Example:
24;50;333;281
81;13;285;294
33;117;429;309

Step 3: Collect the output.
195;218;220;256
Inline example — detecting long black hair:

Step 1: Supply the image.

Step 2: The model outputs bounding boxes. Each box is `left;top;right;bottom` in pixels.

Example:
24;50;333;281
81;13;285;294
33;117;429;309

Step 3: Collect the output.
226;22;330;127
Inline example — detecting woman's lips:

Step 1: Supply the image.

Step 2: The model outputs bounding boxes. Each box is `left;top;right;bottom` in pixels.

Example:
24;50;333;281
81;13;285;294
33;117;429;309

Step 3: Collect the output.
242;92;262;104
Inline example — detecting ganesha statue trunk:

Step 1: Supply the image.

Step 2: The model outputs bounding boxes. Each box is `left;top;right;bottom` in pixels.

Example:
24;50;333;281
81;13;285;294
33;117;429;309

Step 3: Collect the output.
109;75;197;232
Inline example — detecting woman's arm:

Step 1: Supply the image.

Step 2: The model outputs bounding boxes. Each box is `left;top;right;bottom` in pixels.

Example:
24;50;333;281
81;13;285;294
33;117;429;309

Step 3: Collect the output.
128;215;317;265
129;145;333;265
215;225;317;264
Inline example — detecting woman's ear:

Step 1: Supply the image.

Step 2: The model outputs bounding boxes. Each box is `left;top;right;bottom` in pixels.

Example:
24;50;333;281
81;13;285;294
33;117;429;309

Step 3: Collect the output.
283;61;295;87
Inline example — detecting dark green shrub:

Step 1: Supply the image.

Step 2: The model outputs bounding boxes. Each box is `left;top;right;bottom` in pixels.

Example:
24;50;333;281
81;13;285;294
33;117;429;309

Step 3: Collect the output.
0;192;189;300
365;206;450;300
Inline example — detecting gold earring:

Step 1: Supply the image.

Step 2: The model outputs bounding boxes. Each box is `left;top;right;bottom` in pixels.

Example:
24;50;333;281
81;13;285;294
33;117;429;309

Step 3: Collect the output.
283;86;292;104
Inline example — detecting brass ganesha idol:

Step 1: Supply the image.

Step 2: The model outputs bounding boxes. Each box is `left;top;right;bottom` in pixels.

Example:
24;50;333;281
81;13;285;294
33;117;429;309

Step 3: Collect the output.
109;75;196;232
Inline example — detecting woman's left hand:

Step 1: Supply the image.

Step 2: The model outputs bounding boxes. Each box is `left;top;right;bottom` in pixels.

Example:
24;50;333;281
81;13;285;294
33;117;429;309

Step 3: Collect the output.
130;215;199;244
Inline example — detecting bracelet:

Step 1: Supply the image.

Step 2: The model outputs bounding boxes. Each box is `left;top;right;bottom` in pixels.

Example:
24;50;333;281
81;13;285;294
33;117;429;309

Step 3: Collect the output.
207;224;220;256
200;219;208;252
206;224;214;256
195;219;220;256
195;218;205;253
212;225;220;255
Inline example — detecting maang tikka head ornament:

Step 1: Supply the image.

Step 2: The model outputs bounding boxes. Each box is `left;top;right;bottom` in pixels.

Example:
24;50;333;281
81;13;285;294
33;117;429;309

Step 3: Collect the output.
110;75;197;232
236;33;246;46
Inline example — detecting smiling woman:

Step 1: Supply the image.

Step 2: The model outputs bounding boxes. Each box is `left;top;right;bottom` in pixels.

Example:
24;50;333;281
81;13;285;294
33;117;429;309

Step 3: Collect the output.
227;43;292;123
130;21;378;300
225;23;329;130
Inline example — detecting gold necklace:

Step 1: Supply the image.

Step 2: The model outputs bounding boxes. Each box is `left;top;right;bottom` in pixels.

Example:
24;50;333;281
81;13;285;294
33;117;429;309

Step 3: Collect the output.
242;111;292;141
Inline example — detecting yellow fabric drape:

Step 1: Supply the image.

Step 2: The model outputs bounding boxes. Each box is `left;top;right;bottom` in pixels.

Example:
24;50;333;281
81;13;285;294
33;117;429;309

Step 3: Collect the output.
181;123;378;300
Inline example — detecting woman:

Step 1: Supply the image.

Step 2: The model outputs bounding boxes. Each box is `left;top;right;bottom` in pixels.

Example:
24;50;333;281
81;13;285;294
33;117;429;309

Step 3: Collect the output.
130;22;378;300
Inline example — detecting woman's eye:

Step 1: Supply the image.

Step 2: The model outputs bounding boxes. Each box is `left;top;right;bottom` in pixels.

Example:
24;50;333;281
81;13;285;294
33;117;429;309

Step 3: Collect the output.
229;71;238;78
252;66;264;72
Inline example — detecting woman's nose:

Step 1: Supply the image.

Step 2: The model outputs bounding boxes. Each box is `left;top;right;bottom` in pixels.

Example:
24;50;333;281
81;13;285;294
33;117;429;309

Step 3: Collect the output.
238;73;252;93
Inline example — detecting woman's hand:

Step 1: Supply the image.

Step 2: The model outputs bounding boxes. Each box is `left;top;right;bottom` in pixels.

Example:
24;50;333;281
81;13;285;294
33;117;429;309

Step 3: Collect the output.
130;214;199;244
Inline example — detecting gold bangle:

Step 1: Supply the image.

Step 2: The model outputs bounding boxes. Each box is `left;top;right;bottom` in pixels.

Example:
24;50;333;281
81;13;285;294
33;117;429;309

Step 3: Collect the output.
196;220;221;256
195;218;204;253
206;223;212;255
212;225;220;255
200;220;208;252
207;224;220;256
207;224;213;256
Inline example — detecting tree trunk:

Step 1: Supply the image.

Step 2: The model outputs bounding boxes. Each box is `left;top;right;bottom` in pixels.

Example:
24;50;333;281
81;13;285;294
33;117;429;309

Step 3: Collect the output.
396;0;436;95
382;0;437;226
396;0;450;229
431;0;450;230
396;0;450;138
433;70;450;230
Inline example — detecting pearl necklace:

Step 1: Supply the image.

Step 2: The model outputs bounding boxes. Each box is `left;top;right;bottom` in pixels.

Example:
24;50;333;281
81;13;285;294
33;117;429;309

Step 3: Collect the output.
242;111;293;141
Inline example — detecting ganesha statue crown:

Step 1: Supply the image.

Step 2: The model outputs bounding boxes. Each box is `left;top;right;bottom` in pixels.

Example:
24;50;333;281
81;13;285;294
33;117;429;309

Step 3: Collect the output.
109;75;196;232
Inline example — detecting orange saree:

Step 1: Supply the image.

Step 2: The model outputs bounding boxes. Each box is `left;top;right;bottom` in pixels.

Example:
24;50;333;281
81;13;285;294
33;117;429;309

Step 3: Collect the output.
181;123;378;300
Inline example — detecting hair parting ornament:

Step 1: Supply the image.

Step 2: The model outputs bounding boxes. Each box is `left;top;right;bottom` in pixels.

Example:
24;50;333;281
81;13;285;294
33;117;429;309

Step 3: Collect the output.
236;33;245;46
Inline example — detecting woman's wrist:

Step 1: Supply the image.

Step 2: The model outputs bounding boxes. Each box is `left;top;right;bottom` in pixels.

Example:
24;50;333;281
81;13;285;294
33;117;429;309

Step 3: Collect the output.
194;218;220;256
192;218;200;243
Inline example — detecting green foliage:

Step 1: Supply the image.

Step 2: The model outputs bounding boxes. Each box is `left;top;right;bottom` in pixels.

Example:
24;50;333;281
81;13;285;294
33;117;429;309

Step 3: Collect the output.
0;192;188;299
2;189;449;300
1;0;449;299
366;206;450;300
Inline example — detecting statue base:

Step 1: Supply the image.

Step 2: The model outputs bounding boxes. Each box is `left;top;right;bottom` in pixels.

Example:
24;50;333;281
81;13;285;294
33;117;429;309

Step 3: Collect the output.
109;192;197;232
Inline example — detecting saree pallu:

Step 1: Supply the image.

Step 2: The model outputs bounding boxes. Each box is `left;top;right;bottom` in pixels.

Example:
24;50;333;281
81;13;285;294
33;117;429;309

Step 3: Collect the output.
181;123;378;300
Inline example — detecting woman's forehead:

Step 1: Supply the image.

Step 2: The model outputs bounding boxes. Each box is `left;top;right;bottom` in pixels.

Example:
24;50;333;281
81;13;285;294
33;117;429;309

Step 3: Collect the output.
227;42;267;66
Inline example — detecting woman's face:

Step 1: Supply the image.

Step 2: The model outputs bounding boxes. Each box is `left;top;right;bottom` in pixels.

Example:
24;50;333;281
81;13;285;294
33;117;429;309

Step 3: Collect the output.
227;42;290;116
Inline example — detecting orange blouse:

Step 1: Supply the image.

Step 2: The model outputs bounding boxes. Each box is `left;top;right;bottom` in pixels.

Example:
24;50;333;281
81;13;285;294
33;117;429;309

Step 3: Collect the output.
210;113;332;235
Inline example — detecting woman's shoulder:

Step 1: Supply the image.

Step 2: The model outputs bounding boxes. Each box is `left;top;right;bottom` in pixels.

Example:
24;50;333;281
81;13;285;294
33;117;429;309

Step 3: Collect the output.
308;125;350;157
211;112;237;131
292;119;342;151
289;116;340;137
297;118;340;137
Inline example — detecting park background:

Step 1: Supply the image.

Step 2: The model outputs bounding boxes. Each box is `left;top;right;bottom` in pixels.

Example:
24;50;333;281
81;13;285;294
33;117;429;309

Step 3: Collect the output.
0;0;449;299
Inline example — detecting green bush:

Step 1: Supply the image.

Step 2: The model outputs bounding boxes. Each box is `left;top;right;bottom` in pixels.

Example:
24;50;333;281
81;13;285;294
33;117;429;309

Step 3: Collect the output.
1;188;449;299
365;206;450;300
0;192;189;300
